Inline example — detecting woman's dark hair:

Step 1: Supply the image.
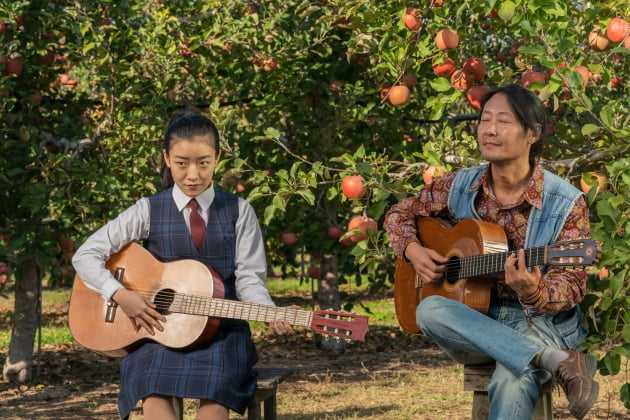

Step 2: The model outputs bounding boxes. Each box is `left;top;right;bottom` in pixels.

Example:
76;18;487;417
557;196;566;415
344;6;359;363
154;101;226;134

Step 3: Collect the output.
160;108;221;189
479;83;547;165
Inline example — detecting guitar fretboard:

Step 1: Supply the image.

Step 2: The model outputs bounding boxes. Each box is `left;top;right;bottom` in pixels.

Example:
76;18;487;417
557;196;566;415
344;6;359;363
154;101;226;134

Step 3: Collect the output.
166;293;313;327
457;247;547;279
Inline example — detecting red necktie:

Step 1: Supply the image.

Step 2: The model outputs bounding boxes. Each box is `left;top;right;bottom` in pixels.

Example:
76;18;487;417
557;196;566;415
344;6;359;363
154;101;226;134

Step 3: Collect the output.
188;198;205;250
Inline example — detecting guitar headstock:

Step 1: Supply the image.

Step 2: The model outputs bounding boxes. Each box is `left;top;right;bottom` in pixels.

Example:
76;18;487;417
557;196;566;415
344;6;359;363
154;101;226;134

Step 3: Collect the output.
310;310;369;342
547;238;601;266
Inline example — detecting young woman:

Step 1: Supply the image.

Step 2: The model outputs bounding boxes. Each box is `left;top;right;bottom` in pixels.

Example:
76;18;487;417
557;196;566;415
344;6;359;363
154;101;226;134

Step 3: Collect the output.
72;110;292;420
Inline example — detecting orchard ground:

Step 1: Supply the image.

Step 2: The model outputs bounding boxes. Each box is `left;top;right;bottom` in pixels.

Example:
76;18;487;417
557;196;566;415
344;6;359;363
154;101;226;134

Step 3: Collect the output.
0;286;627;420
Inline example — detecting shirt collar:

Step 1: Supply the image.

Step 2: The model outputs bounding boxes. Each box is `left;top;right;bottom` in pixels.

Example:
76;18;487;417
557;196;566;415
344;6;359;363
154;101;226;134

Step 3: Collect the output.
473;162;544;210
172;184;215;212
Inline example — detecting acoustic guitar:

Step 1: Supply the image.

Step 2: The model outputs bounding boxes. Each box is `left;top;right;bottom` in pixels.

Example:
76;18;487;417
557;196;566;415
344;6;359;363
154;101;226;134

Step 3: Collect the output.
68;242;369;357
394;217;601;334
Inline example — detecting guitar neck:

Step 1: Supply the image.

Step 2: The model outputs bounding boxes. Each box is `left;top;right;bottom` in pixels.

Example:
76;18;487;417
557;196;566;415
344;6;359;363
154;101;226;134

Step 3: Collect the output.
168;294;313;327
460;246;547;279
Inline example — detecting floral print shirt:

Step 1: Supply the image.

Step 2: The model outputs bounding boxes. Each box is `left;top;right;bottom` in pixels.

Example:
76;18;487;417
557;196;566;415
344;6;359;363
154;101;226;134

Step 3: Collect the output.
384;163;590;313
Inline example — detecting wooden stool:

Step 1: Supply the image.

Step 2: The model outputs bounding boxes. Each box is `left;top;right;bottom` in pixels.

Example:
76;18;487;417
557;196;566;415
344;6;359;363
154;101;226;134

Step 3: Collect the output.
464;363;553;420
173;367;293;420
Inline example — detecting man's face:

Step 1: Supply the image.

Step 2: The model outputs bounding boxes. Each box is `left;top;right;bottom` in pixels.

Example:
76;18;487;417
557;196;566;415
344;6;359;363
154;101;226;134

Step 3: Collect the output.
476;93;537;164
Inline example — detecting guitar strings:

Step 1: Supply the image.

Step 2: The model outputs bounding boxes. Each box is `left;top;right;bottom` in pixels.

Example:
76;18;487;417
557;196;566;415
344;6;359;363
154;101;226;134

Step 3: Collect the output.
114;287;313;325
437;240;588;279
106;287;361;339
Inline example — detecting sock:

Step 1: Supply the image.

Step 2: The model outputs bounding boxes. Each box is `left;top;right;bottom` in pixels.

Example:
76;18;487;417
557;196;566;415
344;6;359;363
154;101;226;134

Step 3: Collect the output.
535;349;569;373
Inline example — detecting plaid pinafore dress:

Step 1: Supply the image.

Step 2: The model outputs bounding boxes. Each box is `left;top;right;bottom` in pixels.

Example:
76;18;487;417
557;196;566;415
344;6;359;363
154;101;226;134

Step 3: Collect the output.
117;188;258;419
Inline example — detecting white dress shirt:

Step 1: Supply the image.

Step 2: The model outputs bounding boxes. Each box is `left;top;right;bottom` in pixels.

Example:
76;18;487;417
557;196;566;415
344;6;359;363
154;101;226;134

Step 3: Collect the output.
72;184;275;306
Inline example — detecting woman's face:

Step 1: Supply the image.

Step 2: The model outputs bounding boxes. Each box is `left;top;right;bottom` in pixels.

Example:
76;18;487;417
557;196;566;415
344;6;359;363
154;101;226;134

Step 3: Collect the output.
163;135;220;197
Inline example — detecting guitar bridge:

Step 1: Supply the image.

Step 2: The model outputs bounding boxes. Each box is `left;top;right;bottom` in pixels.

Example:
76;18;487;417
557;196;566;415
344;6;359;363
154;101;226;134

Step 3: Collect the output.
105;267;124;323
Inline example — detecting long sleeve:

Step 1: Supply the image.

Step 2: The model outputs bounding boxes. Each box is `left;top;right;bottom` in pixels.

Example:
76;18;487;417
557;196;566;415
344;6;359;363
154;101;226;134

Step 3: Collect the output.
383;172;455;258
71;198;150;301
233;198;275;306
521;196;590;313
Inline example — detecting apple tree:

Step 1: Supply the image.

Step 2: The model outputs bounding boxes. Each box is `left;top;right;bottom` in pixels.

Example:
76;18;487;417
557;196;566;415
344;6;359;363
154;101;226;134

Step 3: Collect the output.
1;0;630;406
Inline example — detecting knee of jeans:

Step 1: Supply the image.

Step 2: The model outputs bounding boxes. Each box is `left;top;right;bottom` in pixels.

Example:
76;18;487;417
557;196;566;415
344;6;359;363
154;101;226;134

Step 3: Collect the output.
489;363;541;401
416;295;449;330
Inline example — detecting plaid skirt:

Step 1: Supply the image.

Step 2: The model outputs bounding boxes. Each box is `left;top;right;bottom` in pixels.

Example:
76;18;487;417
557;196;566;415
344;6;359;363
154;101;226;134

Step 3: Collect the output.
117;322;258;419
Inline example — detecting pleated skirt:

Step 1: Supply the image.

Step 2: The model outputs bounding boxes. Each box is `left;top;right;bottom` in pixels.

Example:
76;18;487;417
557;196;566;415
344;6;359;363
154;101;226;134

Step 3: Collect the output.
117;323;258;419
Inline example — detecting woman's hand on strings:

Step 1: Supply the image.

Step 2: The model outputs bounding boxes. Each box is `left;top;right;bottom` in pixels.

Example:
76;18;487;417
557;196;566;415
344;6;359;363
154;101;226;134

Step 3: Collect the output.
112;288;166;335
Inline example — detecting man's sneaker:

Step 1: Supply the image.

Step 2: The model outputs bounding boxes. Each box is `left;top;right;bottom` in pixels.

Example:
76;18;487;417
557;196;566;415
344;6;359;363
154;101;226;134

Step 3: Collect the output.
554;350;599;420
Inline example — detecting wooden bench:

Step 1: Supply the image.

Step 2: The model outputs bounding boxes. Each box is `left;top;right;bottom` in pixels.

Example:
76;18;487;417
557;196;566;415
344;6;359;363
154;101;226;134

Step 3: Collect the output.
464;363;553;420
172;367;293;420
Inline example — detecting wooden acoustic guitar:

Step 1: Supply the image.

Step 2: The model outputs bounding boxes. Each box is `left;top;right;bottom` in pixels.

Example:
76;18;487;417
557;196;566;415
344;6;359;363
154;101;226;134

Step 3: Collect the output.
68;242;369;357
394;217;601;334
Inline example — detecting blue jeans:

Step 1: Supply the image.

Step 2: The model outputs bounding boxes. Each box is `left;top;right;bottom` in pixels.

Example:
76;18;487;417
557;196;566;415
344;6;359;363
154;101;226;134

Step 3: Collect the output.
416;295;587;420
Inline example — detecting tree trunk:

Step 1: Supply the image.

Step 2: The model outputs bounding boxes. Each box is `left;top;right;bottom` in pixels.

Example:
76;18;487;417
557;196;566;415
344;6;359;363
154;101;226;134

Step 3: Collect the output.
3;258;40;383
317;253;347;352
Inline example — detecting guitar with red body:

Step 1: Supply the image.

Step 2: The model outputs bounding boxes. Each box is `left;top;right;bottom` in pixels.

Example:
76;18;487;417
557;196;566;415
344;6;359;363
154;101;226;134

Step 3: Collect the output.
394;217;601;334
69;242;369;357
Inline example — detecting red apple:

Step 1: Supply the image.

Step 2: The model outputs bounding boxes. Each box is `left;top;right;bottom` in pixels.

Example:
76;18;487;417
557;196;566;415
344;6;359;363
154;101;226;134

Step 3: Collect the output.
329;79;342;93
435;29;458;51
423;165;446;185
432;56;455;77
347;215;378;243
341;175;366;199
262;58;278;72
520;70;547;88
606;17;629;43
388;85;410;106
450;69;472;91
401;74;417;88
588;26;610;51
327;226;344;240
235;179;246;193
281;232;297;246
466;85;491;110
3;57;23;76
573;66;590;88
26;89;43;103
307;265;321;279
580;172;607;194
402;8;422;31
462;57;487;82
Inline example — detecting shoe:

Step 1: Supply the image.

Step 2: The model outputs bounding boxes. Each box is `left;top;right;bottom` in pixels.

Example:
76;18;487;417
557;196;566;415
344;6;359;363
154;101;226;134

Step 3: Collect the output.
554;350;599;420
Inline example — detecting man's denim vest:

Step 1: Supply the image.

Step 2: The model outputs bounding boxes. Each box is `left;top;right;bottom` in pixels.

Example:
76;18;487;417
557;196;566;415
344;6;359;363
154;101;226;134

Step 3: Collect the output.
447;164;583;252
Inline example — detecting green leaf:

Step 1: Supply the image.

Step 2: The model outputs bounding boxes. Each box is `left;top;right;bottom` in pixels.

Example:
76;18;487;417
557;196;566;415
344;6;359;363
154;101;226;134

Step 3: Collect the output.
581;124;600;137
518;45;545;56
498;1;516;22
621;383;630;409
430;77;452;93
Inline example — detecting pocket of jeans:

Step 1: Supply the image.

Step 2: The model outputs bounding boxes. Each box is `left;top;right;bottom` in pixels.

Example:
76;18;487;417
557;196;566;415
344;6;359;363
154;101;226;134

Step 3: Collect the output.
550;306;588;348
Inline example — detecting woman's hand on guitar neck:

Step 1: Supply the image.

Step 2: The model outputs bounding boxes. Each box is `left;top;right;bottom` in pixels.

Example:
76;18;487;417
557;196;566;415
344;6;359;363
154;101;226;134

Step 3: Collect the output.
404;242;448;284
267;305;299;335
112;288;167;336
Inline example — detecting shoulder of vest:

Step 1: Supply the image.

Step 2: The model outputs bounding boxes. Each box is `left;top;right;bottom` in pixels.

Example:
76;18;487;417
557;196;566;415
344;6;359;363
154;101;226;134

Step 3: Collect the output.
542;169;582;197
213;187;239;203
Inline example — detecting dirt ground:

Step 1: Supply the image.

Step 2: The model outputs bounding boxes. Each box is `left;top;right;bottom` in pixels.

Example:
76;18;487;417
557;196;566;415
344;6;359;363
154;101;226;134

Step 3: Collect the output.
1;292;628;420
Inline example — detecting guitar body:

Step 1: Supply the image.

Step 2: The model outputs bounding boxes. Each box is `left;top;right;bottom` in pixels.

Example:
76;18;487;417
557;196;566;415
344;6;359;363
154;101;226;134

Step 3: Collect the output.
68;243;223;357
394;218;508;333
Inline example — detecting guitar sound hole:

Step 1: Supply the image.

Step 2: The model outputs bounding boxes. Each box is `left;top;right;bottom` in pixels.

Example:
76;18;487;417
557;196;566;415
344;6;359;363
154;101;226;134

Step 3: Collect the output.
154;289;175;315
445;257;460;284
